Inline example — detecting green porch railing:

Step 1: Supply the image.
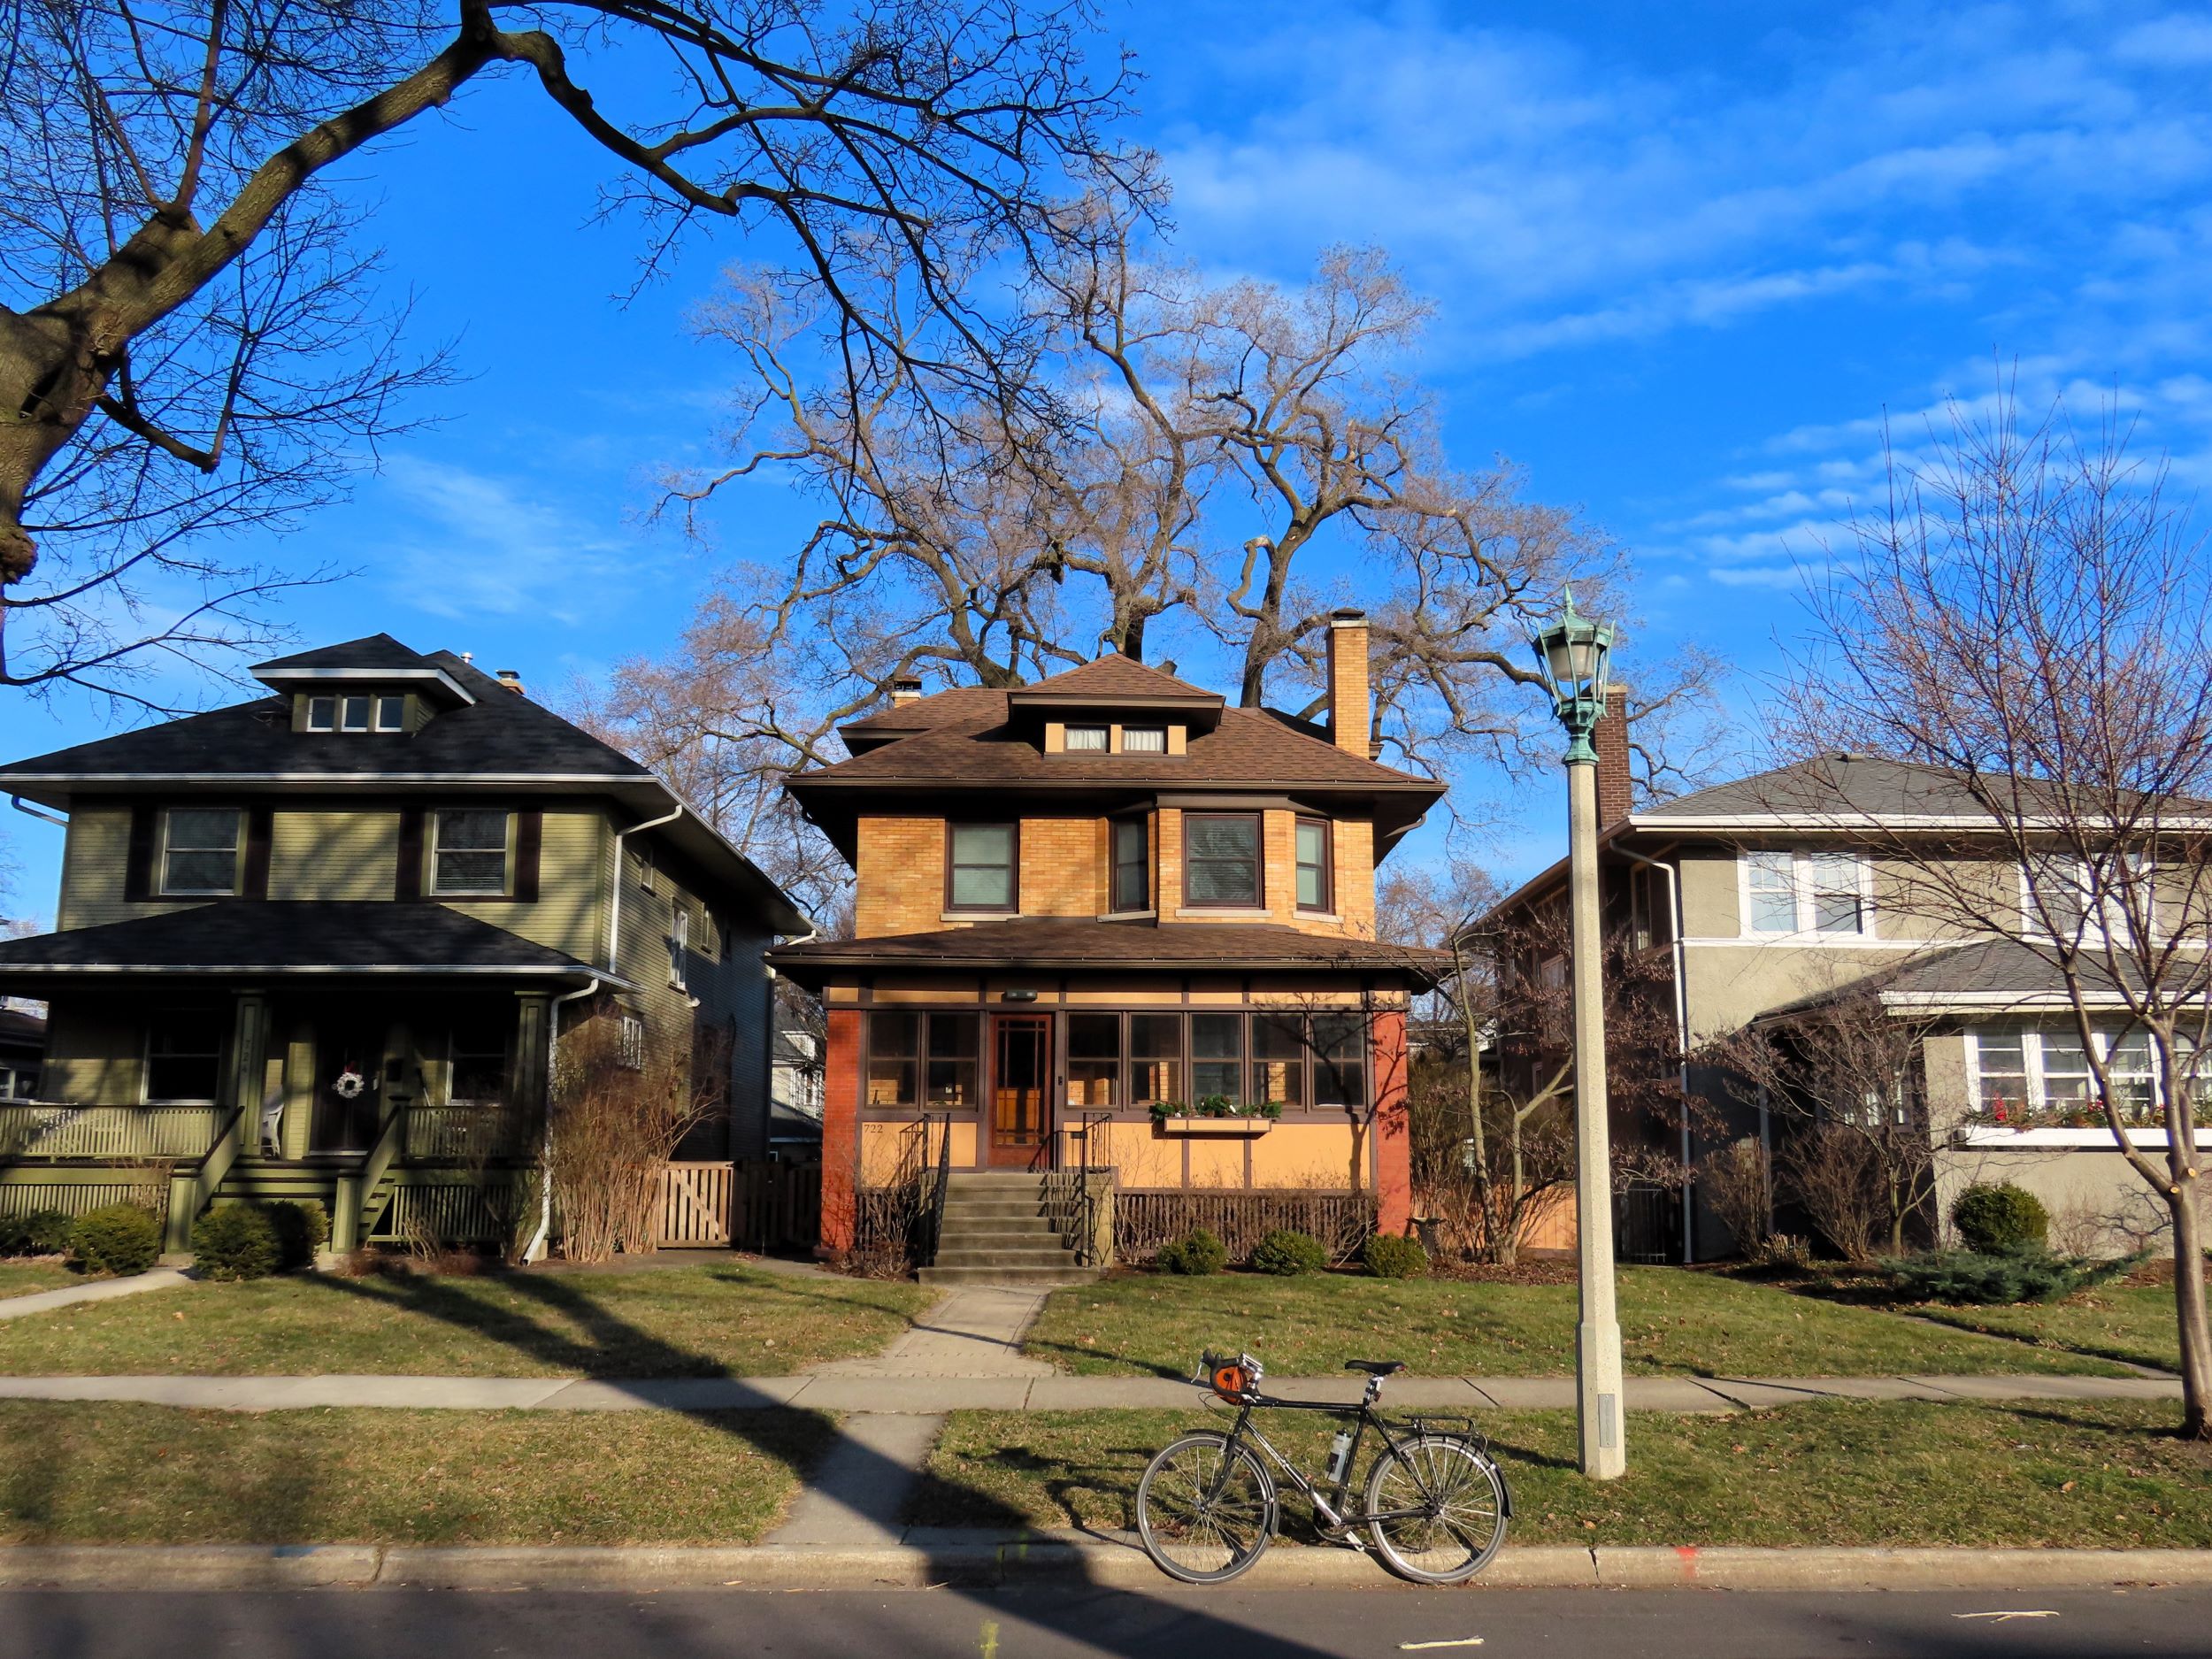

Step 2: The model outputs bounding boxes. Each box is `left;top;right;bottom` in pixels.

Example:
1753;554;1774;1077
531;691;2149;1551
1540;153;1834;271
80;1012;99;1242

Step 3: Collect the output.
403;1102;535;1164
0;1103;227;1163
332;1095;412;1253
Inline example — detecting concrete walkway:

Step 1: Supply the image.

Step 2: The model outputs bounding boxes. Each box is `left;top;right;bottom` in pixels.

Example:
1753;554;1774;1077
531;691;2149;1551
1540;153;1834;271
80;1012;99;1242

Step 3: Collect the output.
0;1267;192;1323
0;1369;2181;1414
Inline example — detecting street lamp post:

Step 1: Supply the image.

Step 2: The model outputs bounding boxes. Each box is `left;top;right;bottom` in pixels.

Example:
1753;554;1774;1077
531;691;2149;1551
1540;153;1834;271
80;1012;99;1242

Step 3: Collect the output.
1532;589;1626;1480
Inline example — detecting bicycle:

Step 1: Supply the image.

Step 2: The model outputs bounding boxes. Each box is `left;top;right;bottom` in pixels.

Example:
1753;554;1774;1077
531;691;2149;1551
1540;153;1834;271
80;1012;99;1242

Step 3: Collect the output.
1133;1350;1511;1586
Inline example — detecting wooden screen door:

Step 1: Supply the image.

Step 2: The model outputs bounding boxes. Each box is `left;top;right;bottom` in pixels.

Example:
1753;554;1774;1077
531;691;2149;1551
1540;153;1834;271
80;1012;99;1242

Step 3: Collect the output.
989;1015;1051;1166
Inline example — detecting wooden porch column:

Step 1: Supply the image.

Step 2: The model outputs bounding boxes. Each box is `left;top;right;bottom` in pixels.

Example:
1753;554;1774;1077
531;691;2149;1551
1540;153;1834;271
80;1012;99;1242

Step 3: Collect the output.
512;992;553;1118
167;989;268;1252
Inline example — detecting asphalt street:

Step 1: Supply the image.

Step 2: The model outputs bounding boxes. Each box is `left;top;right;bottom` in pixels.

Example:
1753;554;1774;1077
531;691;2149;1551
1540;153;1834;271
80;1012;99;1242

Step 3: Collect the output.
4;1586;2210;1657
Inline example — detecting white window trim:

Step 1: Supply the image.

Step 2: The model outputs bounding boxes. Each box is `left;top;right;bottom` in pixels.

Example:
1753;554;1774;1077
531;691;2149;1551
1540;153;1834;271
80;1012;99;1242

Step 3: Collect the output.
1735;848;1876;941
158;807;242;897
373;695;406;733
304;696;336;732
429;809;512;898
1965;1024;2164;1118
338;695;373;733
671;907;689;991
2018;855;2150;948
618;1012;646;1070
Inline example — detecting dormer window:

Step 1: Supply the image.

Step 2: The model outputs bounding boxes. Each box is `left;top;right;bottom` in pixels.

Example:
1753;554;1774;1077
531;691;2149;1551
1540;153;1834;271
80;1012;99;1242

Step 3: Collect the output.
1064;725;1109;752
1122;726;1167;754
303;692;407;733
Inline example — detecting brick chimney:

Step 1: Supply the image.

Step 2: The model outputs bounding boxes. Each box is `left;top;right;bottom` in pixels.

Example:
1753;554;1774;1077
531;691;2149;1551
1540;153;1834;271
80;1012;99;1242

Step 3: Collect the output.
1594;682;1632;826
1326;608;1371;758
890;675;924;708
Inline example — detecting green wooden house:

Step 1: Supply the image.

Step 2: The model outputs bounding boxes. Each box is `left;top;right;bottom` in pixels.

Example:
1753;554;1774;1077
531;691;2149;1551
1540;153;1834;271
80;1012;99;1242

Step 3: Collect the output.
0;635;810;1252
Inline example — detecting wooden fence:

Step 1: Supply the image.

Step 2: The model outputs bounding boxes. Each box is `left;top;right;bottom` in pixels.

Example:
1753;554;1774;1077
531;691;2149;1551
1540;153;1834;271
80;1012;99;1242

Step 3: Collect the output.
655;1159;821;1251
1115;1187;1378;1265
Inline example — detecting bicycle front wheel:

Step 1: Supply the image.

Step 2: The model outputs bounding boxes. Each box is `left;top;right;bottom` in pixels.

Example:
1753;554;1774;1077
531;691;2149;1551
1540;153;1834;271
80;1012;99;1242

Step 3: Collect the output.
1135;1431;1277;1584
1362;1434;1508;1585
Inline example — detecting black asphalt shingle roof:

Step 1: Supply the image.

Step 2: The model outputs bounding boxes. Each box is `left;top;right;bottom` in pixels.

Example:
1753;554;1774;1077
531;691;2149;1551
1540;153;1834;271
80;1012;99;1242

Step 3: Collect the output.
253;634;447;676
0;653;648;787
0;902;610;980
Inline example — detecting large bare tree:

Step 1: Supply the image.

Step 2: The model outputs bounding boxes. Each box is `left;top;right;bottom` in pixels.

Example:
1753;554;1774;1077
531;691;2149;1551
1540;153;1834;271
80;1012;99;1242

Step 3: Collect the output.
1773;392;2212;1438
603;218;1717;856
1;0;1138;704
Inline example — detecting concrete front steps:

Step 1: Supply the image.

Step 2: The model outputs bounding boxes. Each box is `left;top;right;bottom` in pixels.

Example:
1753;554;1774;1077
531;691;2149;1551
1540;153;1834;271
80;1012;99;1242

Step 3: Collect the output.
918;1171;1098;1287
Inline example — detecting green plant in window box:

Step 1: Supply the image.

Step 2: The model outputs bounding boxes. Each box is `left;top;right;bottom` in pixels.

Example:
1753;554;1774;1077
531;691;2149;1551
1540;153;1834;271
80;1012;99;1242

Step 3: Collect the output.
1194;1094;1235;1118
1251;1099;1285;1120
1148;1100;1187;1123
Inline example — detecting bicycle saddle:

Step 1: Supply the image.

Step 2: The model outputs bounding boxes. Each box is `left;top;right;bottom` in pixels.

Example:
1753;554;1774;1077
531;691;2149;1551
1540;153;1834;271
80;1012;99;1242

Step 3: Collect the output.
1342;1359;1406;1376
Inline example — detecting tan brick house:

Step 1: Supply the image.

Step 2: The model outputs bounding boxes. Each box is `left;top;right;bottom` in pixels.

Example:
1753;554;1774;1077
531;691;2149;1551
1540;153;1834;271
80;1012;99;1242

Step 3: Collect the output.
767;612;1448;1267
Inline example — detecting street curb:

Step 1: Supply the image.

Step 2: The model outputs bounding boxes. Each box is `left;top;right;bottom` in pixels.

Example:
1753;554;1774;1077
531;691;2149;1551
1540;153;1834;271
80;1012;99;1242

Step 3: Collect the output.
4;1542;2210;1593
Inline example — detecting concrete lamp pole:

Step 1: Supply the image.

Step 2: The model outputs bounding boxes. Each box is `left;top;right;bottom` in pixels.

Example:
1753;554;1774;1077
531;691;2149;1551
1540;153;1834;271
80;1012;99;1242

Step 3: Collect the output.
1532;588;1626;1480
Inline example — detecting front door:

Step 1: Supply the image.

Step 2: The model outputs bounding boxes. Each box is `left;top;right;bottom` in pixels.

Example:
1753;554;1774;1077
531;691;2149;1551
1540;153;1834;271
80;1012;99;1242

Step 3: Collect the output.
311;1027;385;1154
989;1015;1051;1166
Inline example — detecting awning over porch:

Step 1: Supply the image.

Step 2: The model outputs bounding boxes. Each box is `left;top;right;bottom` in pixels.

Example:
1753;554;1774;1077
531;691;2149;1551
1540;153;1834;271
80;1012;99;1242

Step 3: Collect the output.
766;917;1447;990
0;900;619;986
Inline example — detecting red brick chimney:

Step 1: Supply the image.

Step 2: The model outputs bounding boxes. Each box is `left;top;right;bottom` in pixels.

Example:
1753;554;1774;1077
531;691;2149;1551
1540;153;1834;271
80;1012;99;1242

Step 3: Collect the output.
1326;608;1371;758
1594;682;1632;826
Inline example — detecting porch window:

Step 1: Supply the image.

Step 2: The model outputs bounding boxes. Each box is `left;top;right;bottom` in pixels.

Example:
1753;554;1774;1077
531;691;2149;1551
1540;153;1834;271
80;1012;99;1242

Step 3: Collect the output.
1111;817;1149;911
1311;1012;1368;1110
432;809;511;895
1295;818;1332;912
866;1011;919;1108
947;823;1018;911
1191;1012;1243;1102
1066;1012;1120;1108
449;1019;509;1100
1129;1013;1182;1105
926;1014;980;1108
1122;726;1167;754
145;1016;221;1102
1;1062;40;1101
160;807;241;896
1184;812;1261;908
1064;725;1108;752
1250;1010;1306;1108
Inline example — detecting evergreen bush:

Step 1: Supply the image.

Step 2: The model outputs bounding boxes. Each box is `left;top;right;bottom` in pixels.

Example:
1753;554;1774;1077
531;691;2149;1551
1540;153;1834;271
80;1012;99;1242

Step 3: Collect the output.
1951;1183;2048;1254
1363;1233;1429;1279
1157;1228;1228;1276
1886;1246;2138;1306
190;1203;282;1280
1250;1228;1328;1276
260;1199;331;1270
0;1209;73;1256
67;1204;161;1276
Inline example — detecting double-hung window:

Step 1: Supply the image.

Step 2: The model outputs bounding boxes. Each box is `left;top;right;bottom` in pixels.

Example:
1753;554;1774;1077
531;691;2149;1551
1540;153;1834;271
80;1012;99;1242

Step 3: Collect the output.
1741;849;1870;937
160;808;242;895
1294;818;1332;912
1250;1011;1306;1107
947;823;1017;911
1190;1013;1243;1102
1111;817;1150;912
1129;1013;1183;1105
432;809;511;896
1184;812;1261;908
145;1016;222;1102
1066;1013;1122;1107
1970;1024;2166;1125
670;908;690;990
1064;725;1109;752
1311;1013;1368;1109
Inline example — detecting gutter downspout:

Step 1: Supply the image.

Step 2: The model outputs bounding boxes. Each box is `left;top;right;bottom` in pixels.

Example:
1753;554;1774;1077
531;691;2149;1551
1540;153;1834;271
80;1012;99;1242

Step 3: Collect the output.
763;929;817;1158
523;975;603;1264
1619;843;1694;1265
10;796;67;827
607;802;685;974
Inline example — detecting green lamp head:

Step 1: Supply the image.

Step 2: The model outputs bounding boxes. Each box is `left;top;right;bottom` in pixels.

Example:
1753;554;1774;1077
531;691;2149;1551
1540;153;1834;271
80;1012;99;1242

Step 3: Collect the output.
1530;587;1617;764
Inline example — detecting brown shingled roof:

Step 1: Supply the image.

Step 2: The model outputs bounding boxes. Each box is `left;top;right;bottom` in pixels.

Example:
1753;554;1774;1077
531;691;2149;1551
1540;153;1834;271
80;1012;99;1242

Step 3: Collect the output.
765;917;1445;989
1005;653;1225;707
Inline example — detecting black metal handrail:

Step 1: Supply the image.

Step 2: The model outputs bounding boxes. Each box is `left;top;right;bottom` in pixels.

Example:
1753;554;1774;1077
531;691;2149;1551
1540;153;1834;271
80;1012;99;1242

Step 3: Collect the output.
1072;1110;1111;1266
924;1110;952;1264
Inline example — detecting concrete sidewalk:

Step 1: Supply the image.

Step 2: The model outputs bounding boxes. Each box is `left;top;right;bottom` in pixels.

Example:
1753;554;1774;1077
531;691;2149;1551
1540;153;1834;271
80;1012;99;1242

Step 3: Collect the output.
0;1370;2182;1413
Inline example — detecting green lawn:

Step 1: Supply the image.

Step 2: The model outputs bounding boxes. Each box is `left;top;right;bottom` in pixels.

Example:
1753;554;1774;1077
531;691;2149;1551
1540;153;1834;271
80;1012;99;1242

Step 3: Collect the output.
1910;1284;2184;1374
1025;1267;2126;1379
915;1399;2212;1548
0;1262;81;1299
0;1264;930;1378
0;1400;833;1545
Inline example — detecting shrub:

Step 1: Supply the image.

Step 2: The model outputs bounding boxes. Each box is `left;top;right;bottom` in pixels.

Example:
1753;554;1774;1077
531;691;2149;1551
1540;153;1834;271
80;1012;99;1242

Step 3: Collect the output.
1250;1228;1328;1277
260;1199;330;1270
1886;1246;2139;1306
190;1203;282;1280
1363;1233;1428;1279
1157;1228;1228;1276
0;1209;74;1257
1749;1233;1813;1270
67;1204;162;1276
1953;1183;2049;1254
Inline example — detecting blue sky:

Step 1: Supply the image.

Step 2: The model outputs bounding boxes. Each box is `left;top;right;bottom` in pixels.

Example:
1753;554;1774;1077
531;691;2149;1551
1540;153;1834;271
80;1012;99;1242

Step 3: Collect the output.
10;0;2212;921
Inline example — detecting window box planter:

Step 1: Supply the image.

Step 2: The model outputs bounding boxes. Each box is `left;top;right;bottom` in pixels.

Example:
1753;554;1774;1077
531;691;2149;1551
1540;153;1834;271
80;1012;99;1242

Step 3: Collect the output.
1154;1116;1273;1138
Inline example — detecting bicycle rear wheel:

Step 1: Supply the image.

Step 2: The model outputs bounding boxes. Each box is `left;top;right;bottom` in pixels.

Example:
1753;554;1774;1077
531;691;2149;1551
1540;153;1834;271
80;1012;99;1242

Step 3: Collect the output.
1135;1432;1277;1584
1362;1434;1508;1585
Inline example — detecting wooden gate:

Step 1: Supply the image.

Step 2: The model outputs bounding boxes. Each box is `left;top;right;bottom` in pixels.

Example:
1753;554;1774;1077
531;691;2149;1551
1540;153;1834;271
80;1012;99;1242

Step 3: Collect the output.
654;1159;822;1250
657;1162;733;1247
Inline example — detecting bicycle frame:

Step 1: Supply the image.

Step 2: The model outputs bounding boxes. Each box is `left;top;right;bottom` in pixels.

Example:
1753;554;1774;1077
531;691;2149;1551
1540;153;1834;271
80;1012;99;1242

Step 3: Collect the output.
1211;1379;1478;1540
